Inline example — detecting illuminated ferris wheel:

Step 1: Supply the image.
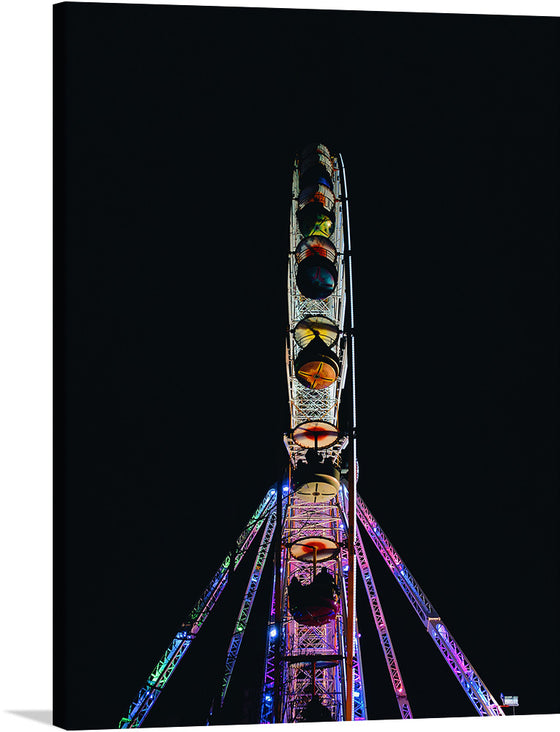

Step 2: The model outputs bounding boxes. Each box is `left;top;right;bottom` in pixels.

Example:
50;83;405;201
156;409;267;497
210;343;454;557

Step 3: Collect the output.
118;144;505;727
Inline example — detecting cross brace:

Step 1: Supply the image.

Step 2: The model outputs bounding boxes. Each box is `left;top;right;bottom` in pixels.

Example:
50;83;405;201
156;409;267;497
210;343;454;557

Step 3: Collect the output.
118;490;276;728
357;493;504;717
216;508;277;710
119;486;504;726
355;524;412;719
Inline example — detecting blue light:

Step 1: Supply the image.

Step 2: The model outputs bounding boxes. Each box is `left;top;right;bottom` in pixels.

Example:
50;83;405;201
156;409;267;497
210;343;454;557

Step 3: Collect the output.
343;565;349;572
283;484;290;493
269;627;277;638
353;691;360;698
265;695;272;703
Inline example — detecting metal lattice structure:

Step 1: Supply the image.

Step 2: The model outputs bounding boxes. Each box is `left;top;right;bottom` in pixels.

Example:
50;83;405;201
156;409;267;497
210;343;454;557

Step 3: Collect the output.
118;145;504;728
286;155;347;462
259;492;366;724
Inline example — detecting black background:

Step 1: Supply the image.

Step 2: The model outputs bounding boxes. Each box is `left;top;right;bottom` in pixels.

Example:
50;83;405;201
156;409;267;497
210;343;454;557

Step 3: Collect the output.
54;3;559;728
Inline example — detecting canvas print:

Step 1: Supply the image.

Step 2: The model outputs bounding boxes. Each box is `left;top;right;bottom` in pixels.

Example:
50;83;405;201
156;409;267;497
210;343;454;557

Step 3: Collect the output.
54;3;559;729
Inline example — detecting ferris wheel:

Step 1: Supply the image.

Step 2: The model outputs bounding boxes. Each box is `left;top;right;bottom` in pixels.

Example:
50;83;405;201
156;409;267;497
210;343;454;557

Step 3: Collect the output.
118;144;505;727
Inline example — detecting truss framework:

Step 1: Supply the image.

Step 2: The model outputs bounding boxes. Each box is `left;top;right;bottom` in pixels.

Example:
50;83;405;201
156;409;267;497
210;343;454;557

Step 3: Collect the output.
356;494;504;717
118;491;276;729
285;156;347;467
217;508;277;709
355;525;412;719
119;146;504;727
119;481;504;726
260;490;366;724
278;149;359;722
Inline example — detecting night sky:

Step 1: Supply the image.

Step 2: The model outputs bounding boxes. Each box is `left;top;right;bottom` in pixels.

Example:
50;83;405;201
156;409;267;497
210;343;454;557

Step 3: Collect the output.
54;3;559;729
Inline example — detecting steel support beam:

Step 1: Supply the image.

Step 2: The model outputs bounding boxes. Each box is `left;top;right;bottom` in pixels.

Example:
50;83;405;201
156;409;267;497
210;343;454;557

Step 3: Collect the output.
118;490;276;728
357;494;504;717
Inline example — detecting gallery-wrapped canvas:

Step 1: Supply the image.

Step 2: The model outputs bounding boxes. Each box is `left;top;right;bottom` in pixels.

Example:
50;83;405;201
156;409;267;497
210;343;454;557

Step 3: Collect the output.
54;2;559;729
